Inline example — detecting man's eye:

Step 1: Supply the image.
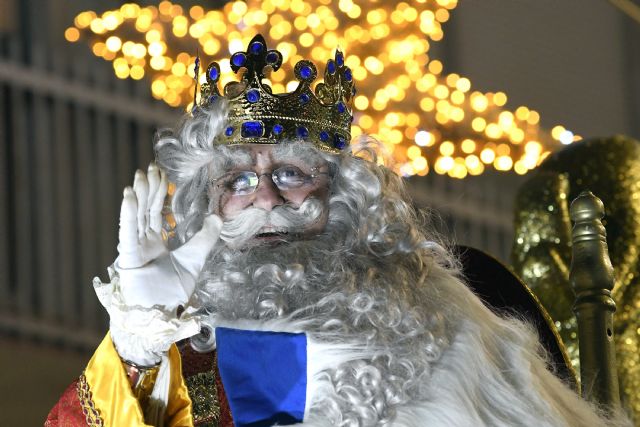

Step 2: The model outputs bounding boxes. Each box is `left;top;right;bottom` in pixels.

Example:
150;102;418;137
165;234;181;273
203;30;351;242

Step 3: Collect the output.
273;166;306;187
227;172;258;194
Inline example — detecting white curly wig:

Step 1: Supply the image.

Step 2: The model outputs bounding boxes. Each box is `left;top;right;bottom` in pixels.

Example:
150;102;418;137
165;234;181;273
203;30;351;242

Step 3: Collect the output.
154;102;629;427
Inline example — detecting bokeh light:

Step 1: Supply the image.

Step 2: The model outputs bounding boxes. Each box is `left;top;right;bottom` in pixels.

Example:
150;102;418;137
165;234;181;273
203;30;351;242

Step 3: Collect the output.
68;0;572;177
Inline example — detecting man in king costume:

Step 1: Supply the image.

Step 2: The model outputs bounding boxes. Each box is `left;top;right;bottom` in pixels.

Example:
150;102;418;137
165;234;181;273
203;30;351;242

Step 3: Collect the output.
46;35;629;427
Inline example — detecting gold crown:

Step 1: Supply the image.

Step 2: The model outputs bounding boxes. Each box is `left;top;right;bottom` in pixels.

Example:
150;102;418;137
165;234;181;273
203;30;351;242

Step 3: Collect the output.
200;34;355;152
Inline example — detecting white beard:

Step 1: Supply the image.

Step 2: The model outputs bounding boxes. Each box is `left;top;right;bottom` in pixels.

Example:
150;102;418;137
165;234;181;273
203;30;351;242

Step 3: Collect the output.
192;214;622;427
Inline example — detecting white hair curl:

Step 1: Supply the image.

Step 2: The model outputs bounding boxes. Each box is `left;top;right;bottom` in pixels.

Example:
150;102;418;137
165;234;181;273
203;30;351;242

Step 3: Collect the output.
154;104;629;427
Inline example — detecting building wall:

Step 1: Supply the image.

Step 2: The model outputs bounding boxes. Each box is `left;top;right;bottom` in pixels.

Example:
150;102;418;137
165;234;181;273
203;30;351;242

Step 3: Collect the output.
442;0;638;140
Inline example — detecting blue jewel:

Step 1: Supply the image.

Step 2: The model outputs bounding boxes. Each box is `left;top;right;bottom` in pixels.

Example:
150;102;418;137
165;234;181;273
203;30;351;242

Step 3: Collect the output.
319;131;329;142
334;134;347;149
337;102;346;113
246;89;260;103
272;124;284;135
241;121;264;138
327;60;336;74
250;41;264;55
266;51;279;64
299;93;310;104
208;95;218;103
344;68;352;82
300;65;312;79
225;126;234;136
208;67;219;81
296;126;309;138
336;51;344;67
231;53;246;67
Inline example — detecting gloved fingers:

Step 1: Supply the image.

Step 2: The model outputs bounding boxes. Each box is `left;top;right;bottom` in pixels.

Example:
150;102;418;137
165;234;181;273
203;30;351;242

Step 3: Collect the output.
172;214;223;278
133;169;150;238
118;186;139;257
149;168;168;233
147;163;160;212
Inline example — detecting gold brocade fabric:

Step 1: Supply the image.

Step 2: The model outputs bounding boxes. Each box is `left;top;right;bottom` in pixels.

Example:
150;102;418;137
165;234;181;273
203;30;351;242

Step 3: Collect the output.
185;372;221;426
511;135;640;424
77;374;105;426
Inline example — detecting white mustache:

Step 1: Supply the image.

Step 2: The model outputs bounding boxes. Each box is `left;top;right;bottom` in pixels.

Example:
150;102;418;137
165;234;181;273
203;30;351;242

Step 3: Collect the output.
219;198;326;248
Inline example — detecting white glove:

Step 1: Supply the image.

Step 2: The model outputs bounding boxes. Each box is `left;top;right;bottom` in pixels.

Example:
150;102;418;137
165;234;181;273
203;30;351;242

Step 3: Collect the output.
94;164;222;366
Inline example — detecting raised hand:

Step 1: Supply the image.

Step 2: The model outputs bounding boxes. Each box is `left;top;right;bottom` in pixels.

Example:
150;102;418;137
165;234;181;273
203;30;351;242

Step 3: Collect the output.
94;163;222;365
115;163;222;309
117;164;169;270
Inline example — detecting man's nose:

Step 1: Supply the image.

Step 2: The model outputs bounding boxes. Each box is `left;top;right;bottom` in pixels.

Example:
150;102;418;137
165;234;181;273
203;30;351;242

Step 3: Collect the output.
251;175;284;211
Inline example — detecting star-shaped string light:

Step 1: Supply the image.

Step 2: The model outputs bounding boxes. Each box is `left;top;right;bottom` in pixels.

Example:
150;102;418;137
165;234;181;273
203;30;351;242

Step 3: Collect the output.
65;0;579;177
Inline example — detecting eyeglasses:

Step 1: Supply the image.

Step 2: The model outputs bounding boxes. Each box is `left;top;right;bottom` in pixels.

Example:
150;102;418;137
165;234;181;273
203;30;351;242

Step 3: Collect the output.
212;165;329;196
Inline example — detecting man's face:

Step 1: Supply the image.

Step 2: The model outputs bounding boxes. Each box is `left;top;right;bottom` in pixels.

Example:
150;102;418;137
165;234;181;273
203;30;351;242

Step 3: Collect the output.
211;144;331;242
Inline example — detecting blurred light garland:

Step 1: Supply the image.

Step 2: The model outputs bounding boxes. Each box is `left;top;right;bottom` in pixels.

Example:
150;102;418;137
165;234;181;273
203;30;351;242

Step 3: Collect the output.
66;0;579;177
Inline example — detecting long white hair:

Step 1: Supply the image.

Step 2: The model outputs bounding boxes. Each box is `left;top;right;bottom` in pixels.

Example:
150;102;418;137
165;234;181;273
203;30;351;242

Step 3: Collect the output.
155;103;628;427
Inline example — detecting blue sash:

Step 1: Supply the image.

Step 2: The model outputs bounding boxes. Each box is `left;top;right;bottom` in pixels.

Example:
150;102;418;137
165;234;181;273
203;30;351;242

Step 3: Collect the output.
216;327;307;427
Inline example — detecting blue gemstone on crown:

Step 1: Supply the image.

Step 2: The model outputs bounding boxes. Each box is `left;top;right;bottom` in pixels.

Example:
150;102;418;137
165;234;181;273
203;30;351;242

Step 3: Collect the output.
209;95;218;103
246;89;260;103
299;93;310;104
327;60;336;74
250;41;264;55
272;124;284;135
300;65;313;79
336;51;344;67
297;126;309;138
334;134;347;149
241;121;264;138
320;131;329;142
337;102;346;113
225;126;234;136
208;67;219;81
231;53;246;67
266;51;279;64
344;68;352;82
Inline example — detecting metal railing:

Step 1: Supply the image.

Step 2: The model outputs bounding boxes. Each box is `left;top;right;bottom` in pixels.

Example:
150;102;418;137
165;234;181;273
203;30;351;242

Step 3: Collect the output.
407;170;524;260
0;37;177;351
